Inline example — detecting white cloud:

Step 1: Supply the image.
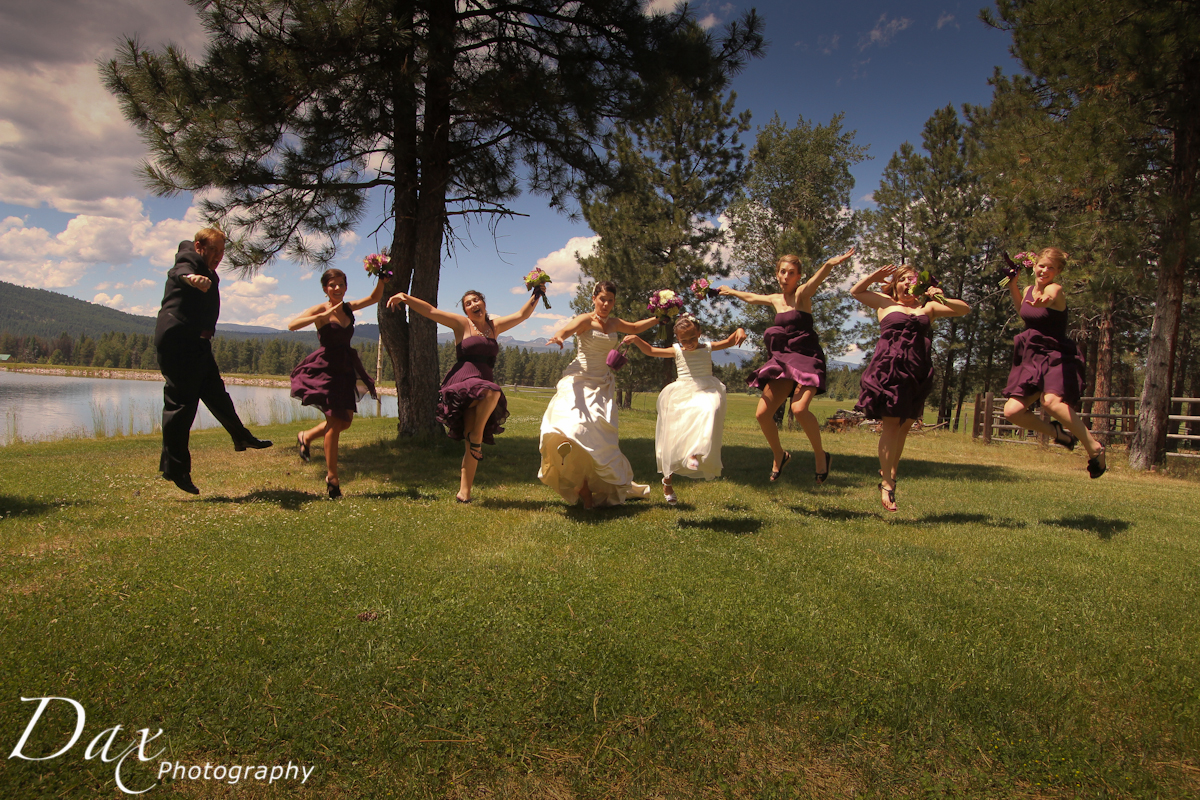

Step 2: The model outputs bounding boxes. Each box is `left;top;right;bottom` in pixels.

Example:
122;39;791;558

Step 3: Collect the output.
509;235;598;298
218;275;292;327
697;14;718;29
643;0;683;15
937;14;957;30
860;14;912;51
92;292;124;308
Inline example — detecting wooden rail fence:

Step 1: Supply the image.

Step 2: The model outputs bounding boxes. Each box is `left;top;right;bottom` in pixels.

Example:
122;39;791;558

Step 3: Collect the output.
971;392;1200;458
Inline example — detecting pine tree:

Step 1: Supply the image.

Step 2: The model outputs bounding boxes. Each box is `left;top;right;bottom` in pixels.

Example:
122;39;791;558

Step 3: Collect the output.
725;113;868;357
102;0;763;439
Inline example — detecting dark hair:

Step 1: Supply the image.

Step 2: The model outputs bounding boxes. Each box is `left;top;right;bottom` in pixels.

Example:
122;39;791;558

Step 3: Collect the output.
593;281;617;298
320;268;348;289
461;290;492;329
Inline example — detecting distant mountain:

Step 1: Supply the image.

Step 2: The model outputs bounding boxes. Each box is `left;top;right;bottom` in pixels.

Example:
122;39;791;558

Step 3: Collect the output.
1;279;156;338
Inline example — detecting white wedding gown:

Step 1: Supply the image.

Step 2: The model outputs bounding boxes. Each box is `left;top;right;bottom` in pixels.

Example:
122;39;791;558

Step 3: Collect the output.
538;330;650;506
656;343;725;481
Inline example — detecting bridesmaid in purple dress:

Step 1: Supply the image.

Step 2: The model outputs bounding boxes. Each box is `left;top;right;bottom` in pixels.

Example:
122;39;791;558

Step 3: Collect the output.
852;264;970;512
386;288;539;503
718;248;855;484
1002;247;1105;478
289;269;384;498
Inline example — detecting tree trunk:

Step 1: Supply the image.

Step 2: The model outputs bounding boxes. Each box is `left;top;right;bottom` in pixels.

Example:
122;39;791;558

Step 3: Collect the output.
1130;122;1197;469
937;318;959;425
1092;296;1115;446
952;313;977;433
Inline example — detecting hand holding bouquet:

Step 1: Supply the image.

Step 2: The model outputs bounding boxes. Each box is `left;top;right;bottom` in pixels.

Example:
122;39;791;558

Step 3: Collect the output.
690;277;720;300
1000;251;1035;288
910;269;945;304
524;267;552;309
647;289;685;324
364;252;392;280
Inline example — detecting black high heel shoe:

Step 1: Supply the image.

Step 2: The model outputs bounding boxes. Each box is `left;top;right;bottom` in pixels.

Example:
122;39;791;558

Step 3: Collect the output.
815;452;832;485
297;433;311;462
326;478;342;499
1087;447;1107;479
1050;420;1078;451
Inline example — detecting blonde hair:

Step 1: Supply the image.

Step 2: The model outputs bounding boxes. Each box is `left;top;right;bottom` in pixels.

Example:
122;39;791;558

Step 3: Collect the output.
1039;247;1069;271
885;265;919;302
194;228;226;251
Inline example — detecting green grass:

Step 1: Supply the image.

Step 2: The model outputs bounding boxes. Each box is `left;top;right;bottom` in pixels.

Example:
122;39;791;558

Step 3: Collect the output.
1;393;1198;798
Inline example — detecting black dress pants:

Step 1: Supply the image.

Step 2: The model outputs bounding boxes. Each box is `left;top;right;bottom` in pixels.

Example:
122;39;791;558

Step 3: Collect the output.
158;336;250;478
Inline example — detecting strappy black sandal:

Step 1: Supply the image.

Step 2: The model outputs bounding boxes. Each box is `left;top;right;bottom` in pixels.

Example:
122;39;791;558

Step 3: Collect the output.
326;478;342;499
1087;447;1107;479
297;432;311;463
815;452;832;485
769;452;790;482
468;439;484;461
879;482;897;513
1050;420;1078;451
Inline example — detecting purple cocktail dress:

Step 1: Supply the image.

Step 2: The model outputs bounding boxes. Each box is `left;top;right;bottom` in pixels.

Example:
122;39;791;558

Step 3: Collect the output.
290;307;376;421
854;311;933;421
1002;287;1085;408
746;309;827;394
437;335;508;444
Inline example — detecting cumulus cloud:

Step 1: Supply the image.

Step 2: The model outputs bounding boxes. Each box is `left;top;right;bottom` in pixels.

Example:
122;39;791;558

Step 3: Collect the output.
218;274;292;327
643;0;683;15
509;235;597;298
859;14;912;51
0;200;213;288
92;292;124;308
0;1;207;210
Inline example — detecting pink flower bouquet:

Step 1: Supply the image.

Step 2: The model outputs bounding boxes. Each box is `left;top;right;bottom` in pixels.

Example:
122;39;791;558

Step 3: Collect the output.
1000;251;1035;288
524;267;552;309
363;253;392;279
690;277;720;300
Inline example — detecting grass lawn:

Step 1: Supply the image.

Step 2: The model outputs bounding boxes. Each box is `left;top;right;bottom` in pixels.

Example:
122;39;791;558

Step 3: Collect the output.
1;392;1197;798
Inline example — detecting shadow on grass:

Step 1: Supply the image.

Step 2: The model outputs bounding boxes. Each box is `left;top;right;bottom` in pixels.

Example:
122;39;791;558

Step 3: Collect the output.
0;495;89;518
202;489;319;510
887;512;1030;530
1047;514;1130;540
786;504;875;522
677;516;762;535
476;498;558;511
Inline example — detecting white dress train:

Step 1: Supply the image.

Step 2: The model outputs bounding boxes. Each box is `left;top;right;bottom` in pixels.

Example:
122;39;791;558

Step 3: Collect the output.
538;330;650;506
655;343;726;481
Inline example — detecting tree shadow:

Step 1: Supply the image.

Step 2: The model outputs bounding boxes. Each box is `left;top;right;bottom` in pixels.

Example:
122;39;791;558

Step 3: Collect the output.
786;504;875;522
1047;514;1130;540
677;516;762;536
475;498;557;511
0;495;89;519
716;446;1022;487
354;487;441;502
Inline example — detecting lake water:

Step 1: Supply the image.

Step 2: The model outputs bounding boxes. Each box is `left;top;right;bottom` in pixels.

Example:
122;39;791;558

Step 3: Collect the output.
0;371;398;446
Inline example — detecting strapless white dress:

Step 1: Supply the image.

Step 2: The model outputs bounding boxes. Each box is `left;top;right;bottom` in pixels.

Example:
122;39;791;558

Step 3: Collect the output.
656;343;725;481
538;330;650;506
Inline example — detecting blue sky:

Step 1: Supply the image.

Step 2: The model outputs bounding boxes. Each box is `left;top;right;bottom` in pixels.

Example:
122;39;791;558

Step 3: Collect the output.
0;1;1017;348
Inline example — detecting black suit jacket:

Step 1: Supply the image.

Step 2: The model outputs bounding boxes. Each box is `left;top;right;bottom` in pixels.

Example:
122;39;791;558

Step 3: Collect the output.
154;241;222;348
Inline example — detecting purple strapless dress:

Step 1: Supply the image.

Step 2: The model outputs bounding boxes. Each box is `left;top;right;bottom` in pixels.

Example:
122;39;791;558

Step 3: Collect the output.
1002;288;1085;408
854;311;933;421
746;309;827;394
290;309;376;421
437;335;508;444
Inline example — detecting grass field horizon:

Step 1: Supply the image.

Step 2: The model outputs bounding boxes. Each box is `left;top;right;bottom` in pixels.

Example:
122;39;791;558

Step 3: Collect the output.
2;393;1197;798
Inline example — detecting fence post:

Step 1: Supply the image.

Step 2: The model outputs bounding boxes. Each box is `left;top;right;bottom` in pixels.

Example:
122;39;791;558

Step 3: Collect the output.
983;392;994;444
972;392;982;439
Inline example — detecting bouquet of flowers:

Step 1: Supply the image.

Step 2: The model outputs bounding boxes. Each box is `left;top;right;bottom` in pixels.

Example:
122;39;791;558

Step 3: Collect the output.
524;267;552;309
690;277;720;300
363;252;392;279
999;251;1036;288
909;269;945;303
647;288;685;323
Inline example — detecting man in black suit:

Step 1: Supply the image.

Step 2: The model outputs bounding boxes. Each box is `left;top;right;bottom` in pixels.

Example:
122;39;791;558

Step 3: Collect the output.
155;228;271;494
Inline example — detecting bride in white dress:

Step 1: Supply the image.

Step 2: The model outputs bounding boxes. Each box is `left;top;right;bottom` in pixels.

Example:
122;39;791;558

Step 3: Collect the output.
622;315;746;505
539;281;658;508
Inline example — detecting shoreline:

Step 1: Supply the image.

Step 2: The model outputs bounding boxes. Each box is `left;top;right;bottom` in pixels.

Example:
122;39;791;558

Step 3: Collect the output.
0;364;399;396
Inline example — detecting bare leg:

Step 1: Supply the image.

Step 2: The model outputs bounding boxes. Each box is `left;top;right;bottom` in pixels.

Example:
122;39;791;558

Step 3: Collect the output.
1042;393;1104;460
877;416;913;511
578;478;594;509
324;414;352;485
468;390;501;447
662;474;676;504
790;385;826;472
300;419;328;449
457;406;479;502
1003;394;1056;438
754;379;793;472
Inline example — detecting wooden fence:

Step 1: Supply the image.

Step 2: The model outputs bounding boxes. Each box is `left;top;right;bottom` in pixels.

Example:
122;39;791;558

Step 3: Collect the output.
972;392;1200;458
